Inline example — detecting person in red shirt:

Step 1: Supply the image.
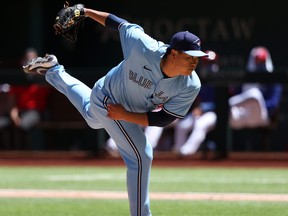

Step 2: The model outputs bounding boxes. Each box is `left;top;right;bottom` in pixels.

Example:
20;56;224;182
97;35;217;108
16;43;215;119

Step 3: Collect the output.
9;84;51;130
8;48;52;149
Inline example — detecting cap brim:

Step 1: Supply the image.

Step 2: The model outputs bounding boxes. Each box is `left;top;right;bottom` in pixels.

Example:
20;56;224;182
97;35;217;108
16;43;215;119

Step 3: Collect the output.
184;50;208;57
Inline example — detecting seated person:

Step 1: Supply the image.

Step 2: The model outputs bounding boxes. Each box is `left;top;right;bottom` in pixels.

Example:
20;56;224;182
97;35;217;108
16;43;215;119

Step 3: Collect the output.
229;46;283;129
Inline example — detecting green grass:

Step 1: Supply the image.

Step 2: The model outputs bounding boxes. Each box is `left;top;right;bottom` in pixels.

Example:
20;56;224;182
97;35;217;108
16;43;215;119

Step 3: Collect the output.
0;199;287;216
0;166;288;216
1;166;288;193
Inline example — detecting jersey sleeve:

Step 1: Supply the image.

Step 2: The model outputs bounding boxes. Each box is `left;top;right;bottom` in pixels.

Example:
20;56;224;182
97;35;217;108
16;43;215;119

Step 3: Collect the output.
118;23;159;59
163;86;201;118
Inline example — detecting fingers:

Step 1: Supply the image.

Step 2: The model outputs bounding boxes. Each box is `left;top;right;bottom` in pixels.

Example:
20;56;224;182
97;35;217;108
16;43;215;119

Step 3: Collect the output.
107;103;124;120
107;103;116;119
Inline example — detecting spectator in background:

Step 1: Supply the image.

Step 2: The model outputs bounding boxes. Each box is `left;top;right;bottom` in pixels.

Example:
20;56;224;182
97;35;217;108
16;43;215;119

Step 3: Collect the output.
229;46;282;129
0;83;14;148
7;48;52;150
0;84;13;129
228;46;283;150
173;50;219;157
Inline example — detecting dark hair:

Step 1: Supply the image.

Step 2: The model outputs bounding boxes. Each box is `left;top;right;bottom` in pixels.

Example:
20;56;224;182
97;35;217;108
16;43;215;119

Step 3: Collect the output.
163;47;172;59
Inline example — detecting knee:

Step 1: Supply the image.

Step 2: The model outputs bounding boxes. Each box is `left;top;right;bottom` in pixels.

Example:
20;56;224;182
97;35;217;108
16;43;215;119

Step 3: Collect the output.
85;120;101;129
142;147;153;165
140;138;153;164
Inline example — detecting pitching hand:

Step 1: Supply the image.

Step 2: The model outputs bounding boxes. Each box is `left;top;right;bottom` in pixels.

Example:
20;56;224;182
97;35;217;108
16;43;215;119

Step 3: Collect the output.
107;103;128;120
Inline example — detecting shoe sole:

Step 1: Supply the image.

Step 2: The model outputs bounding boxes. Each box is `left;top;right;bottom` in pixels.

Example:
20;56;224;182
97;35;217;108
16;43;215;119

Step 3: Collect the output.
23;55;58;75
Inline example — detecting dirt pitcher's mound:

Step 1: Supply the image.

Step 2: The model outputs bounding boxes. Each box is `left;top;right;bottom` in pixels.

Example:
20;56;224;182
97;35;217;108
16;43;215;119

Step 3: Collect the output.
0;189;288;202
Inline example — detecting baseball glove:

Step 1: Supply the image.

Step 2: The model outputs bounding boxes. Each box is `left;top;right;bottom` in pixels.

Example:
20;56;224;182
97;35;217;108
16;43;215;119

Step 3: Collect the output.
54;2;86;42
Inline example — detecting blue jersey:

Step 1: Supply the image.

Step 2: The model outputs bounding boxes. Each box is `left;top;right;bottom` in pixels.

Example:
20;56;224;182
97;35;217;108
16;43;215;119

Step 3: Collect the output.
99;23;201;118
45;16;203;216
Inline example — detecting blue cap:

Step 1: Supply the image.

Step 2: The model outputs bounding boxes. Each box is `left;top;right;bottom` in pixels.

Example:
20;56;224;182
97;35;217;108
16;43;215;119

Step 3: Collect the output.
170;31;208;57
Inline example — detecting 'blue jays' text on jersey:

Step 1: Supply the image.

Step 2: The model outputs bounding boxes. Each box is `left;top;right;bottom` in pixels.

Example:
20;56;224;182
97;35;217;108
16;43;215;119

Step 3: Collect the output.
98;23;201;119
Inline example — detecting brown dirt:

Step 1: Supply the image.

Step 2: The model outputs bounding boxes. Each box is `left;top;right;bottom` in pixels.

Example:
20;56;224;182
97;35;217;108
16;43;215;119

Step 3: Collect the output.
0;151;287;168
0;189;287;201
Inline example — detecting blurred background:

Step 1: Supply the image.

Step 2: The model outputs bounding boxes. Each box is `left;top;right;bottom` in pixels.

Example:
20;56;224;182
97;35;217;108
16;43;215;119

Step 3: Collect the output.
0;0;287;158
